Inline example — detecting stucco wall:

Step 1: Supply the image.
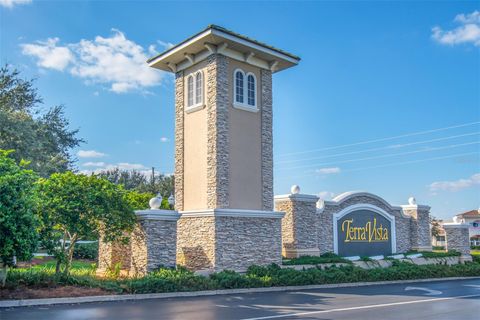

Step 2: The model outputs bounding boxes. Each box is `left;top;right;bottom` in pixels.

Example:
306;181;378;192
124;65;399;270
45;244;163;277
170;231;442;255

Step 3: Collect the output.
227;59;263;210
182;60;209;211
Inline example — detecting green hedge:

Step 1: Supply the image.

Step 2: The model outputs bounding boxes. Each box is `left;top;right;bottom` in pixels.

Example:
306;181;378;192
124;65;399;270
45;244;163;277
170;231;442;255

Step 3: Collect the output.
283;253;351;265
5;260;480;294
72;242;98;260
407;250;461;258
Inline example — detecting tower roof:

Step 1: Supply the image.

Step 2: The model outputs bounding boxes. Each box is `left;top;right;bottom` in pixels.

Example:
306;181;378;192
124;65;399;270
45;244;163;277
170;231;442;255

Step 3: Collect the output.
147;25;300;73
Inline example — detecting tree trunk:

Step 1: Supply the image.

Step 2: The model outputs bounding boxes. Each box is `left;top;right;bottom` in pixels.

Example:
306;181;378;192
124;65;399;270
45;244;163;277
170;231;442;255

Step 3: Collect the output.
55;259;61;273
0;264;7;287
64;234;78;276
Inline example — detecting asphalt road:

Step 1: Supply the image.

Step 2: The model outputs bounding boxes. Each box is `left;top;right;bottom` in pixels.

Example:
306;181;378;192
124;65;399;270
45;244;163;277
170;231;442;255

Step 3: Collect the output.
2;279;480;320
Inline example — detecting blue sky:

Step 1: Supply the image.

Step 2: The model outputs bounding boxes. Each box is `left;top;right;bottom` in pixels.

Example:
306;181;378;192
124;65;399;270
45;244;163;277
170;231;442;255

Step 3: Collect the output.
1;0;479;219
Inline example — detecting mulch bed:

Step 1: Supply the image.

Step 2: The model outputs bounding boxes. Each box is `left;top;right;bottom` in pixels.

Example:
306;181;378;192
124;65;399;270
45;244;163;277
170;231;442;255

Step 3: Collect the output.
0;285;111;300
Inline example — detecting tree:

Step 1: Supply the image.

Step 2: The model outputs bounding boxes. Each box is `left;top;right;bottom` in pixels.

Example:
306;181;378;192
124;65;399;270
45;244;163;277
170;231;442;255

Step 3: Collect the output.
36;172;136;274
0;65;83;177
430;216;443;238
97;168;174;197
0;150;38;286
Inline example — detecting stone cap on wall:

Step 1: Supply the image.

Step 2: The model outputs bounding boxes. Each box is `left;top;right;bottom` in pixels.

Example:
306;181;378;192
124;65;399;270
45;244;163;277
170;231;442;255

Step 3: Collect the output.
274;194;319;203
442;223;470;229
135;209;181;221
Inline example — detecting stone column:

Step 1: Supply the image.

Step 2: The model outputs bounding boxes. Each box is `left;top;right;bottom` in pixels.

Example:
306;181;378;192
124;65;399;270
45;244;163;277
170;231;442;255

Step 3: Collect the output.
275;186;320;258
97;209;180;277
97;234;131;276
130;209;180;276
174;71;185;211
444;223;471;261
401;197;432;251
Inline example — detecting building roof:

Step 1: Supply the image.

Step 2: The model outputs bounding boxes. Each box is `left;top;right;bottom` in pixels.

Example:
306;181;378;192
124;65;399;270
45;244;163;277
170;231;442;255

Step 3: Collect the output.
147;25;300;73
456;209;480;219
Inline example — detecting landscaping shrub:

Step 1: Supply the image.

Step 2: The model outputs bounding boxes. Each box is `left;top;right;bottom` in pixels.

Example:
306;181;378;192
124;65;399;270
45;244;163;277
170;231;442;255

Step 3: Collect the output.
471;246;480;250
432;246;445;250
472;252;480;264
5;259;480;295
406;250;461;258
72;242;98;260
282;253;351;265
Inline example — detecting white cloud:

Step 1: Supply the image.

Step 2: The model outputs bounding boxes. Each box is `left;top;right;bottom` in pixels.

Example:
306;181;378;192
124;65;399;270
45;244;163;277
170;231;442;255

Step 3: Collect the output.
318;191;335;200
116;162;147;170
432;10;480;47
316;167;341;174
429;173;480;192
82;162;106;167
77;150;106;158
21;29;167;93
0;0;31;8
160;137;169;143
21;38;73;71
80;162;149;176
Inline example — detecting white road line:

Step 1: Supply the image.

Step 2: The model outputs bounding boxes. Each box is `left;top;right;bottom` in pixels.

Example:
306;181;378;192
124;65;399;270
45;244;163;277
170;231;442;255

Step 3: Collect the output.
239;293;480;320
404;286;442;296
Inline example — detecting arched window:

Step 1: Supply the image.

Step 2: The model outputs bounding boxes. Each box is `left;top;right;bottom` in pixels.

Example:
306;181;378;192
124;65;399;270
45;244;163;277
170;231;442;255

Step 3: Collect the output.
195;72;203;105
235;70;244;104
186;71;204;111
187;75;194;107
233;69;258;112
247;74;256;107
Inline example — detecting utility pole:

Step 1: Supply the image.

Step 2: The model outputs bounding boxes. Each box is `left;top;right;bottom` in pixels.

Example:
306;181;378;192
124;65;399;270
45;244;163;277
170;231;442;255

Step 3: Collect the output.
151;166;155;194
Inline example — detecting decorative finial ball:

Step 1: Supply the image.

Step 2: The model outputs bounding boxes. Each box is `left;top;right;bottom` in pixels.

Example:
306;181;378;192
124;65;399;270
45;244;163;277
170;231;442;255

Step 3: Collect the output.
149;195;162;209
316;200;325;209
168;194;175;206
291;185;300;194
408;197;416;205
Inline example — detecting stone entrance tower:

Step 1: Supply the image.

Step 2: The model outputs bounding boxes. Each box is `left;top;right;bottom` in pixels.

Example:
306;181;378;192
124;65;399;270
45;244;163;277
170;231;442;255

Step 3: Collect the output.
148;25;300;271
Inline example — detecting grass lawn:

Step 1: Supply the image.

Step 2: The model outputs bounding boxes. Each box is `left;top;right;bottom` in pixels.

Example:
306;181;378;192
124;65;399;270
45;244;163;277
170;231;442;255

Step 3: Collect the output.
31;259;95;271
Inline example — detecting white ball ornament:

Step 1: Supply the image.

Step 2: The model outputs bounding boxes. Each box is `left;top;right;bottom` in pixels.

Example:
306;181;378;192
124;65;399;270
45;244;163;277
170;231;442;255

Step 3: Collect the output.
408;197;417;205
291;185;300;194
149;195;163;209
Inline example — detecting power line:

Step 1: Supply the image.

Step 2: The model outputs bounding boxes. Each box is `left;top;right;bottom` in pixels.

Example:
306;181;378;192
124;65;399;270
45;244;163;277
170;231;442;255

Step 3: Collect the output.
276;141;480;171
344;152;479;173
277;132;480;165
278;121;480;158
276;151;479;181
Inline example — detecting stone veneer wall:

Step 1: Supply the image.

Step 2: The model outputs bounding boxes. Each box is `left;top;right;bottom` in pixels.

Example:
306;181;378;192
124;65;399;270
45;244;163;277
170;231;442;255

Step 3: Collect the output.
206;54;229;209
404;205;432;251
130;219;178;275
275;197;319;258
176;216;216;270
317;195;413;254
98;216;179;277
215;216;282;271
174;71;185;211
97;234;131;274
444;226;470;255
260;69;273;211
176;215;282;271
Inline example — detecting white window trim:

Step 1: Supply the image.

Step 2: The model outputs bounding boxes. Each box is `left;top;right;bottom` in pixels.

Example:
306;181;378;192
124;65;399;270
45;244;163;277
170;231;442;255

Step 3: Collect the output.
185;70;205;113
233;68;259;113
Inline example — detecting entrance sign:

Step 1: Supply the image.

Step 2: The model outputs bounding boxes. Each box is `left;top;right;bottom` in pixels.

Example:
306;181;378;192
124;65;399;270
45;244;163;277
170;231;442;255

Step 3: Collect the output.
333;204;396;257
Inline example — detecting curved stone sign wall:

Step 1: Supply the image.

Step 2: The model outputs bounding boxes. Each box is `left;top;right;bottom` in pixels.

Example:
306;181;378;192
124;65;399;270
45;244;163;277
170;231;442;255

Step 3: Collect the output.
335;209;393;257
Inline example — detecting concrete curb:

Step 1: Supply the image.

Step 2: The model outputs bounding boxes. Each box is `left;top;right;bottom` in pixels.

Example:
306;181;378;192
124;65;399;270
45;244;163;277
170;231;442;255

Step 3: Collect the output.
1;276;479;308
